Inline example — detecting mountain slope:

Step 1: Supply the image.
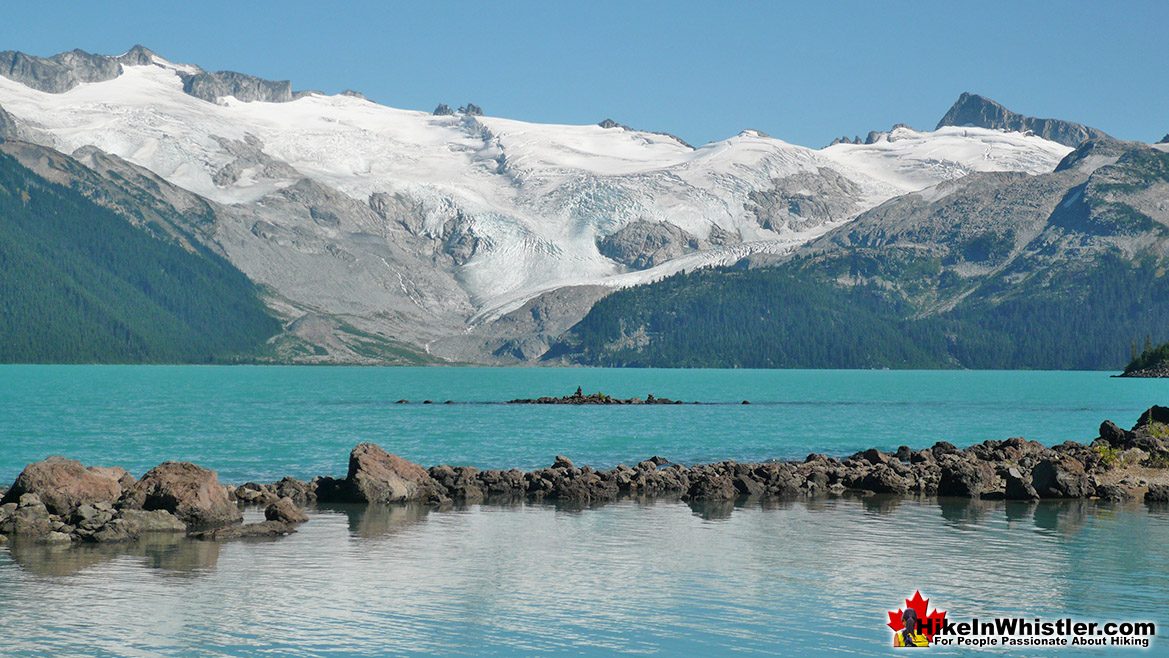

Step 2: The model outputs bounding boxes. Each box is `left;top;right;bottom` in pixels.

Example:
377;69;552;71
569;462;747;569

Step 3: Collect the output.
0;47;1075;363
0;148;279;363
550;140;1169;369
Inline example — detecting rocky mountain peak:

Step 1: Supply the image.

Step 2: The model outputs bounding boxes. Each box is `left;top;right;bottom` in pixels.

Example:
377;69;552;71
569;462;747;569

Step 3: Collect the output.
937;92;1109;147
0;48;124;93
118;44;158;67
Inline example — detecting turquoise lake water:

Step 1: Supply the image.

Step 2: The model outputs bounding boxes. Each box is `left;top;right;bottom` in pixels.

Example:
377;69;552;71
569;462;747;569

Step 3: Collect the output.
1;366;1167;483
1;366;1168;656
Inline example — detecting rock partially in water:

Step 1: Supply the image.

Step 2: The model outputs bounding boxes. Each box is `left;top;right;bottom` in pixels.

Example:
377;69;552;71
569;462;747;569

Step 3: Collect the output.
1032;455;1093;499
265;497;308;524
119;461;242;528
937;455;995;497
0;495;54;538
318;443;447;505
192;520;297;541
509;387;683;405
1145;484;1169;503
1;456;125;516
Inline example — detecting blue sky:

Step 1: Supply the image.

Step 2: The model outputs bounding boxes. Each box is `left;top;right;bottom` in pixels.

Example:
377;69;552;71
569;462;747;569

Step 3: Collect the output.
2;1;1165;147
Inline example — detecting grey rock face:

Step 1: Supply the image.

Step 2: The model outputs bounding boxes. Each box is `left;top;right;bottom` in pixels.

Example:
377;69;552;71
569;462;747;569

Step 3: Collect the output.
1053;137;1133;173
1158;134;1169;144
0;48;123;93
211;134;300;187
597;219;701;269
591;118;695;149
937;92;1110;147
340;89;365;100
180;70;293;103
117;44;157;67
747;168;863;233
432;103;454;116
458;103;483;116
0;102;17;141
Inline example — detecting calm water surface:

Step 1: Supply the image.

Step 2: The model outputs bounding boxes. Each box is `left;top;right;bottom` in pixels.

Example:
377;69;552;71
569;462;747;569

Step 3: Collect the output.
2;366;1167;482
1;367;1167;655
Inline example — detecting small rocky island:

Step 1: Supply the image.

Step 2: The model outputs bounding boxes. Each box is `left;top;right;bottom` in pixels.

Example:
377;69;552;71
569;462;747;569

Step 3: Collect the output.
4;406;1169;547
1120;341;1169;377
508;387;685;404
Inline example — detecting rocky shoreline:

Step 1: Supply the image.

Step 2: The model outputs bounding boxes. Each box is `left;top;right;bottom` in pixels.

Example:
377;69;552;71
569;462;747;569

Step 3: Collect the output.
4;406;1169;546
1117;364;1169;378
508;387;686;404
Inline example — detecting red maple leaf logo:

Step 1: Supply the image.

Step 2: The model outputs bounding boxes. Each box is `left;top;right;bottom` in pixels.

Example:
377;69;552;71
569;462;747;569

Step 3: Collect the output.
887;590;947;641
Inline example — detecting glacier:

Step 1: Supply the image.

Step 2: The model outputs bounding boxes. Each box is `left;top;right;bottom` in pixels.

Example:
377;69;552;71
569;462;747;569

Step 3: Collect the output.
0;48;1074;362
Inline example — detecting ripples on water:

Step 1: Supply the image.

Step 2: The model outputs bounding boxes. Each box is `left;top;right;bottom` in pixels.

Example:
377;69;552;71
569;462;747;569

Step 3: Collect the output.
2;498;1167;656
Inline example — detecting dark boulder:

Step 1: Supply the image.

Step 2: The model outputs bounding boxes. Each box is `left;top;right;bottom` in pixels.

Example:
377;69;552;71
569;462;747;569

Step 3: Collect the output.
1003;466;1038;500
269;477;314;505
1145;484;1169;503
89;518;140;543
1;456;124;516
1032;456;1093;498
931;441;960;457
733;474;764;496
1134;405;1169;429
0;494;53;538
684;474;738;501
937;456;995;497
860;464;911;494
119;462;241;528
1098;420;1129;446
1095;484;1134;502
552;456;575;470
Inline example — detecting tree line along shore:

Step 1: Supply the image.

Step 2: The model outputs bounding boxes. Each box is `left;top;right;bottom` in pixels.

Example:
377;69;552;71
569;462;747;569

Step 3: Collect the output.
3;406;1169;546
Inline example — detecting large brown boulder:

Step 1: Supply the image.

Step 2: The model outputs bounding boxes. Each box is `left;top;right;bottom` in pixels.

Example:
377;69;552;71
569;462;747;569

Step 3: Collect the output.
1;456;124;516
119;462;241;528
337;443;443;504
265;497;308;524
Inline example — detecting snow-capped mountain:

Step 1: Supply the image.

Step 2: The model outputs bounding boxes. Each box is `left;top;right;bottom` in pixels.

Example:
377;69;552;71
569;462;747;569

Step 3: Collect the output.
0;46;1074;362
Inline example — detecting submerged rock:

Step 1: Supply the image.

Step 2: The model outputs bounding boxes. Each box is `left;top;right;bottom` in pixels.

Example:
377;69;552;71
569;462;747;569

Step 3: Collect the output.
192;521;297;540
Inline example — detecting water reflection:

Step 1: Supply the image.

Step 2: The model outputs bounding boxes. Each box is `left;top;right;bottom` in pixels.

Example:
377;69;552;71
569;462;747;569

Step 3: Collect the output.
5;532;220;577
0;496;1165;657
315;501;431;538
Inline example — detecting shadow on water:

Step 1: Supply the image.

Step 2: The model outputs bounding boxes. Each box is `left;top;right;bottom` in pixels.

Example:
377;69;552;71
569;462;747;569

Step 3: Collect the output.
3;532;221;577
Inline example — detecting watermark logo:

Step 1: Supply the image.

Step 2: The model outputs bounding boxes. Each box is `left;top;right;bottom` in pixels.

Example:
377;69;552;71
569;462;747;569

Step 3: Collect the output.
884;590;1155;649
887;590;946;647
